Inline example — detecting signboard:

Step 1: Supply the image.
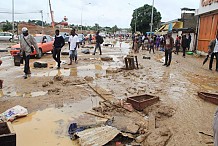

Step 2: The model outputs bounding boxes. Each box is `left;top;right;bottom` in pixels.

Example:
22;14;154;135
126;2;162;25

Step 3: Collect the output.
201;0;218;7
197;0;218;15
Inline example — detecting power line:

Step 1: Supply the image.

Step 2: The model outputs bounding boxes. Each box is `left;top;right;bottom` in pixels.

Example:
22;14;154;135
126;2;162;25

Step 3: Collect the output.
0;11;42;14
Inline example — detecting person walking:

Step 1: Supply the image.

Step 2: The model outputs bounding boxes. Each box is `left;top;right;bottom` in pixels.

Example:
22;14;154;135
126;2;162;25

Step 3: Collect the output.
89;34;92;44
20;27;39;79
181;34;188;58
53;29;65;69
208;34;218;71
160;35;165;51
175;36;181;55
163;32;174;67
93;30;103;55
156;35;160;51
187;33;192;51
68;29;79;65
149;36;155;54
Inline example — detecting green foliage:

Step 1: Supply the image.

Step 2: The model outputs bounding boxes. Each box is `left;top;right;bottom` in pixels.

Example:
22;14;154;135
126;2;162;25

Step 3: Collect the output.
130;4;162;33
111;25;119;33
2;20;12;32
28;19;49;26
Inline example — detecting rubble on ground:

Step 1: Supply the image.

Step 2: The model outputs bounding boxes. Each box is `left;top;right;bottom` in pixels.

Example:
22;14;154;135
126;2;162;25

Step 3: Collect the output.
84;76;94;82
106;67;122;73
101;57;113;61
53;75;63;81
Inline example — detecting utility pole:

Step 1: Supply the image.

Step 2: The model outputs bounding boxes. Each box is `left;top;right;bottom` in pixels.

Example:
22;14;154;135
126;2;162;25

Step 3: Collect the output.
81;11;82;32
40;10;43;28
40;10;43;33
12;0;14;42
81;3;91;33
150;0;154;34
135;9;137;32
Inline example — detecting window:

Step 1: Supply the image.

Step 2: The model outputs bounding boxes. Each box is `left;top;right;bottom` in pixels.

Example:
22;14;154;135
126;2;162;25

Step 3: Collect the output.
46;36;52;42
0;33;4;36
5;33;12;36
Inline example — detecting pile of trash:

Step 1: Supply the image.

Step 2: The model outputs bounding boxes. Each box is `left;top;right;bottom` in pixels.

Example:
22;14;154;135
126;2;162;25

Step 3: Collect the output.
67;98;174;146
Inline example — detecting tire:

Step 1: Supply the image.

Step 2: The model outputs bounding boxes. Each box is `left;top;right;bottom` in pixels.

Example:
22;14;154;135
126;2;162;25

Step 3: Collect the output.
9;38;12;42
36;48;42;59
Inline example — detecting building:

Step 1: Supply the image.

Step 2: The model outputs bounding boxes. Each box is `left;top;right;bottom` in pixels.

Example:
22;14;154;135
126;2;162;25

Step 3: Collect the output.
157;8;197;51
196;0;218;54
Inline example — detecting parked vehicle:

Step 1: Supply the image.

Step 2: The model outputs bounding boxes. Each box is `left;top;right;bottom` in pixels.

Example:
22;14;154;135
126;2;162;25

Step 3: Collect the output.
60;32;69;42
99;33;106;38
10;34;54;59
78;34;85;45
0;32;17;42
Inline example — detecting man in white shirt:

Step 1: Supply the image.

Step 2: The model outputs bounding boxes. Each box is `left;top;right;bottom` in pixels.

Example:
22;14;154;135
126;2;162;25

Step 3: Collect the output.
68;29;79;65
208;34;218;71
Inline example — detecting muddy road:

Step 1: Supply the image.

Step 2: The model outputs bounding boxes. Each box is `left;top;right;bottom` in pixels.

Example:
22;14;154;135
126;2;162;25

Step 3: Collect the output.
0;39;217;146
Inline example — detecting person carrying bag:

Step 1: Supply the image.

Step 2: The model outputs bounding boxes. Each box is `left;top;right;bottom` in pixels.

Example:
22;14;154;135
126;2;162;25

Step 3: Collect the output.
20;27;39;79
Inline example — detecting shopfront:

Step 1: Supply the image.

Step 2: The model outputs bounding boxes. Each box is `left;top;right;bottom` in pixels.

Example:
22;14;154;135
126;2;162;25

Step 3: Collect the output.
197;0;218;53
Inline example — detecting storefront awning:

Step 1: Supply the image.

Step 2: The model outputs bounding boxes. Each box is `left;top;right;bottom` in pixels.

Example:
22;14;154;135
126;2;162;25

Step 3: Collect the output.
157;21;183;32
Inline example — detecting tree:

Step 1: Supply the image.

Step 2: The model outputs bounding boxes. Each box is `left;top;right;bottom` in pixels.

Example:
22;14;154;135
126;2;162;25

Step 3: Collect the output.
2;21;12;32
111;25;119;33
130;4;161;33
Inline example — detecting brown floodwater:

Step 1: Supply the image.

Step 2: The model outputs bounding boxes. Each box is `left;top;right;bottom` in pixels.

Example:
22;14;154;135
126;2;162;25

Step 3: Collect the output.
12;95;102;146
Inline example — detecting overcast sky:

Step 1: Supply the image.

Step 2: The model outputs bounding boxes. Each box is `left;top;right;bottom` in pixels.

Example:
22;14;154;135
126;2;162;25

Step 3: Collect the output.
0;0;200;28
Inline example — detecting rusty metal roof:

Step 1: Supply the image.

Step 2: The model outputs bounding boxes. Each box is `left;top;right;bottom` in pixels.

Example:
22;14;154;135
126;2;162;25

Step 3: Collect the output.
76;126;120;146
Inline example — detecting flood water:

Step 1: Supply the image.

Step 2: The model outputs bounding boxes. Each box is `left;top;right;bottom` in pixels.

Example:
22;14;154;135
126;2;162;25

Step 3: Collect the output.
12;96;102;146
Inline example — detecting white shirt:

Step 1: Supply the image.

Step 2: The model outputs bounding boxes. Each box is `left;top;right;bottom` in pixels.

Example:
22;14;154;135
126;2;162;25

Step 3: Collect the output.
214;39;218;53
68;35;79;50
166;38;170;45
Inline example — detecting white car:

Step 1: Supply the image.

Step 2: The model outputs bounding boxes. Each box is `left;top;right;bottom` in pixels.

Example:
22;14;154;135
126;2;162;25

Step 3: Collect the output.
0;32;14;42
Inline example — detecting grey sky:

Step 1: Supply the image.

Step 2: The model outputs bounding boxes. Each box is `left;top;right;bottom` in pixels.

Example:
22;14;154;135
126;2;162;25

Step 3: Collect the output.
0;0;200;28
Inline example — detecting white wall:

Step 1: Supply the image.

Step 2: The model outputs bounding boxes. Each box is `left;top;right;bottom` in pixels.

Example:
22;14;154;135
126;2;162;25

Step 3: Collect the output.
197;1;218;15
172;32;195;51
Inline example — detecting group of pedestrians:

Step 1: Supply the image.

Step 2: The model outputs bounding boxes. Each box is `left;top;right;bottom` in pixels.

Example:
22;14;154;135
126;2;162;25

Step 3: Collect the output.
19;28;105;79
133;33;165;54
175;34;192;58
18;27;218;79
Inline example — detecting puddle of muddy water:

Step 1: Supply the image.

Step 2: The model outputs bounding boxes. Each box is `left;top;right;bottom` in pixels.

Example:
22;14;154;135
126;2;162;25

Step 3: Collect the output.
0;90;48;98
31;64;114;78
12;96;102;146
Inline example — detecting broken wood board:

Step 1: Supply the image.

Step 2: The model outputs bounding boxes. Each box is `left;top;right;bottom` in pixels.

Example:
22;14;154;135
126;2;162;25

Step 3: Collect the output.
88;84;116;102
76;126;120;146
84;111;111;119
148;113;156;130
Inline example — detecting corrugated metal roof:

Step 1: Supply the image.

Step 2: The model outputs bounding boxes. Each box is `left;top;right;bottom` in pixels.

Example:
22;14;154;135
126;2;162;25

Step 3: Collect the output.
76;126;120;146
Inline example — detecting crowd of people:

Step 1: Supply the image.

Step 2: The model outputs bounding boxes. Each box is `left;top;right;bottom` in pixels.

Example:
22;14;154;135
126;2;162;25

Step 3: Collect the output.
131;32;192;55
8;27;217;80
131;31;218;70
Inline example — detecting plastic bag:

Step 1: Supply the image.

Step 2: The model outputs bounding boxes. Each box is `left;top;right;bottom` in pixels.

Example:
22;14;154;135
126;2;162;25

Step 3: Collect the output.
0;105;28;122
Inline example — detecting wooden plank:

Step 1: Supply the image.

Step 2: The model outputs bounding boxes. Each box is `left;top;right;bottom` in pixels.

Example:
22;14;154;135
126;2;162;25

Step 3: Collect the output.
148;113;156;130
84;111;111;119
88;83;116;102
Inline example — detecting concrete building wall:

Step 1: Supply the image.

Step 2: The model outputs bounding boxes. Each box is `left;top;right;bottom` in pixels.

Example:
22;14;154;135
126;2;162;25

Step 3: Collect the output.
182;13;198;29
